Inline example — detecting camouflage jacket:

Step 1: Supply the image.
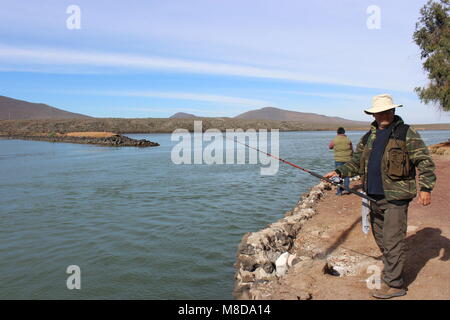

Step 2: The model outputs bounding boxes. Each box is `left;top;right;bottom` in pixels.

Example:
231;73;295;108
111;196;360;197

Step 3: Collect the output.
336;115;436;201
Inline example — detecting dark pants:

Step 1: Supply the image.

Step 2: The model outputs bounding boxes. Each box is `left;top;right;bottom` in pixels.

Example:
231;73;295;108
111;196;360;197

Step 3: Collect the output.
335;161;350;194
369;197;409;288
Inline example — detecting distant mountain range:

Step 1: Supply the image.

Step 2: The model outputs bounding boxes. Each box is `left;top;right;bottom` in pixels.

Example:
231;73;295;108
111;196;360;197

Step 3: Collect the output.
2;97;450;134
168;106;368;126
4;96;445;129
0;96;366;125
234;107;368;125
0;96;91;120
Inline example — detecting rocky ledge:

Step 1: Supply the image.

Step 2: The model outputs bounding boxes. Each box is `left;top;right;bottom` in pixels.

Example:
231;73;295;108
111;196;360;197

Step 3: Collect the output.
1;134;160;147
428;139;450;155
234;145;450;300
233;181;332;299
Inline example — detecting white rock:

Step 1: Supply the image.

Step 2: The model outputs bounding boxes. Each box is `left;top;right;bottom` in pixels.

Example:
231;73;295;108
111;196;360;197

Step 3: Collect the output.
275;252;290;277
331;265;347;276
287;254;297;267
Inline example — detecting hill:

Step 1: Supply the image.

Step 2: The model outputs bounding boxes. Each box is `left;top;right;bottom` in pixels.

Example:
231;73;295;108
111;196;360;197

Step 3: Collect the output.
2;118;449;136
235;107;368;126
0;97;449;134
0;96;91;120
169;112;198;119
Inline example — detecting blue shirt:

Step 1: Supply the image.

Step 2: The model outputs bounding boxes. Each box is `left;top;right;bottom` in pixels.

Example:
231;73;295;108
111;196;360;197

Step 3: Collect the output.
367;125;393;195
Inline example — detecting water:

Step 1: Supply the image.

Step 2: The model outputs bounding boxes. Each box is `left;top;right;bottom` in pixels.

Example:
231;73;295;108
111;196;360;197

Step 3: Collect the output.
0;130;447;299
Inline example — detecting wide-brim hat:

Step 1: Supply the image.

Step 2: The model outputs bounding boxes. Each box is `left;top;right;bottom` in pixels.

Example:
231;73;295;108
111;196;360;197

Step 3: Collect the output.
364;94;403;114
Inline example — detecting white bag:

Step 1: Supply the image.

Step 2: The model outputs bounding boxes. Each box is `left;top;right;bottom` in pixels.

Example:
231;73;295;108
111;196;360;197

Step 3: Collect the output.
361;192;371;234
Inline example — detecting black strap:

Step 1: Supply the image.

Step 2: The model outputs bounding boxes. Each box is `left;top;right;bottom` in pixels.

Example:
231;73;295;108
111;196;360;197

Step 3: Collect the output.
361;124;410;146
391;124;409;141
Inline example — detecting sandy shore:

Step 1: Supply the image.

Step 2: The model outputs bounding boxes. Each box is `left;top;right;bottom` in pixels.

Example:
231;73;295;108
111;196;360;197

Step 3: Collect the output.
234;149;449;300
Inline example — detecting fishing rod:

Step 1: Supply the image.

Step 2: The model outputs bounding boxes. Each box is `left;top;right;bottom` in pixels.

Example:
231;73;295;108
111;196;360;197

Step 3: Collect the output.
229;137;377;204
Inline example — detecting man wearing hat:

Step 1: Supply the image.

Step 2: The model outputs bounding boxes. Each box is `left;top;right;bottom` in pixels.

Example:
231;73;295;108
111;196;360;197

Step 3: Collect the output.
324;94;436;299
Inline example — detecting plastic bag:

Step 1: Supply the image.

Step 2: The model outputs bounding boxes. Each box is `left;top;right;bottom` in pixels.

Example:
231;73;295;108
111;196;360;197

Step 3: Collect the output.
361;192;371;234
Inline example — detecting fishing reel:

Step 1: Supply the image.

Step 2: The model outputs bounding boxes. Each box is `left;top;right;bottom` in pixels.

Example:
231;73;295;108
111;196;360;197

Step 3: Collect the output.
330;176;343;185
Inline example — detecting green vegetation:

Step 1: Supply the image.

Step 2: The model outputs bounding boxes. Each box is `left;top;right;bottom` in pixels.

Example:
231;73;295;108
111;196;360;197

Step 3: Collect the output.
1;118;449;137
413;0;450;111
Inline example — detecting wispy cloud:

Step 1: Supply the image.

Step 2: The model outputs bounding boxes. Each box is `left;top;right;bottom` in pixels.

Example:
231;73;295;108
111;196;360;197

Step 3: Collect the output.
280;91;370;102
86;90;271;106
108;106;228;116
0;44;399;91
49;89;272;107
1;1;444;122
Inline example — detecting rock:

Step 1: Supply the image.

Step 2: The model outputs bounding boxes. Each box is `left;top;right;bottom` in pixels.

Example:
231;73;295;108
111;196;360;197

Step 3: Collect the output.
254;267;271;280
323;263;340;276
233;179;329;298
275;252;290;277
284;209;294;217
8;134;160;147
262;262;275;274
332;265;347;276
238;270;254;283
287;254;297;267
238;234;256;255
239;256;258;272
297;208;316;219
299;200;314;209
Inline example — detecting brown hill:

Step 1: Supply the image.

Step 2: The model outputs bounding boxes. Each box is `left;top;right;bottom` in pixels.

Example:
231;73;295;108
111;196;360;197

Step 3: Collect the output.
235;107;368;126
0;96;91;120
169;112;198;119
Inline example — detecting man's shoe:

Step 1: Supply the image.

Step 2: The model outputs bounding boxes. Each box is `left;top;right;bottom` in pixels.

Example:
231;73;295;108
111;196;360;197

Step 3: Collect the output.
372;282;406;299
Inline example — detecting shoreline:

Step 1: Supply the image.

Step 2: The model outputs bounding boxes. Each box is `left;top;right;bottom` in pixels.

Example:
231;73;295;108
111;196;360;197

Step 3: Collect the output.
0;133;160;147
233;180;332;299
233;142;450;300
2;118;450;135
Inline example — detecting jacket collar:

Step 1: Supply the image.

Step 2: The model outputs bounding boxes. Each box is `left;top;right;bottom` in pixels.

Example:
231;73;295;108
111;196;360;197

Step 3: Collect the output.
370;115;404;133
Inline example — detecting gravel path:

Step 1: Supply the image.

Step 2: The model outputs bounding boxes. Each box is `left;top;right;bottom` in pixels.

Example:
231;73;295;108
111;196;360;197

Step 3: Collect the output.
265;154;450;300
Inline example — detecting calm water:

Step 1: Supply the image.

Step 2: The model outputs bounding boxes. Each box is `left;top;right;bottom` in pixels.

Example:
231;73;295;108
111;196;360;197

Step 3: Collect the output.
0;130;447;299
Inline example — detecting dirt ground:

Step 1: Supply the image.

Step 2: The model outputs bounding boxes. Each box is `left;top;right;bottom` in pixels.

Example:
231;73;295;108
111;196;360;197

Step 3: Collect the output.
267;155;450;300
65;131;117;138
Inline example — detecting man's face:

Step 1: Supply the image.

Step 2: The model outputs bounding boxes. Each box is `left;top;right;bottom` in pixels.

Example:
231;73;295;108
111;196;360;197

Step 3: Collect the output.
373;109;395;129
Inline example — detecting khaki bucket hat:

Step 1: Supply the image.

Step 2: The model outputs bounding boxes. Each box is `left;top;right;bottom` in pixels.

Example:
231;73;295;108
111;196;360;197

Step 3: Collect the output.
364;94;403;114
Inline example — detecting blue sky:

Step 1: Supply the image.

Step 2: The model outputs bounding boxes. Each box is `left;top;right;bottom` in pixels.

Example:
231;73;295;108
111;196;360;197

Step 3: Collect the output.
0;0;449;123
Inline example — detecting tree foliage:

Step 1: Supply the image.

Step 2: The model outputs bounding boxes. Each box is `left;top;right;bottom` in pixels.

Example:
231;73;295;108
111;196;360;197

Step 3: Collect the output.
413;0;450;111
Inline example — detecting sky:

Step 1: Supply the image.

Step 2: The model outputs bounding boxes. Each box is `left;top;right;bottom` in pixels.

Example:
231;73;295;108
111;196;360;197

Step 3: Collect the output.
0;0;449;123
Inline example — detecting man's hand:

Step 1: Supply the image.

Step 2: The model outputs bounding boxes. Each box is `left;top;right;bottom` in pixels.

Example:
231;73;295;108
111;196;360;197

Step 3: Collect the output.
418;191;431;206
324;171;338;179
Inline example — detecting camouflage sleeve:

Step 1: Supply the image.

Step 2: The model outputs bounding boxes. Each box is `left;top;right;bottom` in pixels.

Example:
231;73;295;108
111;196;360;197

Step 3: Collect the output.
335;136;364;178
406;127;436;192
